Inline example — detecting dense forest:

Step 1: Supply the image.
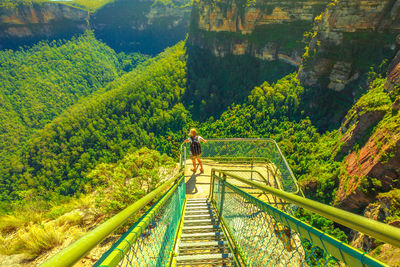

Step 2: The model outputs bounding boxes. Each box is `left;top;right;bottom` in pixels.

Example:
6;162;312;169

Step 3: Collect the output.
0;32;148;162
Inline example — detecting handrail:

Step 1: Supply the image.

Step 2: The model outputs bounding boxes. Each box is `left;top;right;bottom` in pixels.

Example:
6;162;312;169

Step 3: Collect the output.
96;174;185;266
180;138;301;194
40;171;184;267
213;169;400;248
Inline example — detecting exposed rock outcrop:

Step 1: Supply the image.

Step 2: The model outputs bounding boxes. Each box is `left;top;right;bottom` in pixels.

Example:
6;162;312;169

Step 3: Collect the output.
334;79;392;159
335;119;400;210
386;50;400;91
334;110;386;159
351;190;400;264
92;0;191;53
0;0;191;54
0;2;89;49
298;0;400;91
189;0;328;66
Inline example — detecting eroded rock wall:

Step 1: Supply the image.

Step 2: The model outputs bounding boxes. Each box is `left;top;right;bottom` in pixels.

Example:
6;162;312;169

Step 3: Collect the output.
0;0;191;54
0;3;88;49
298;0;400;91
189;0;328;66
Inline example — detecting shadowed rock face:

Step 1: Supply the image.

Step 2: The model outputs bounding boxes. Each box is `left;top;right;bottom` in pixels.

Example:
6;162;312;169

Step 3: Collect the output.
0;0;191;54
92;0;191;54
334;117;400;211
189;0;328;66
0;3;88;49
298;0;400;92
387;50;400;91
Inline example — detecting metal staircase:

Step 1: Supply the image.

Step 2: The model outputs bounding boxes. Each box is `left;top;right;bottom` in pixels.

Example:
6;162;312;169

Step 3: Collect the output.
176;198;234;266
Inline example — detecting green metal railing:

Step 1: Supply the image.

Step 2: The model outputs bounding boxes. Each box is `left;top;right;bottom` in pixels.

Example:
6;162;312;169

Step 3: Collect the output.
210;170;400;266
96;175;185;266
180;138;302;195
40;172;185;267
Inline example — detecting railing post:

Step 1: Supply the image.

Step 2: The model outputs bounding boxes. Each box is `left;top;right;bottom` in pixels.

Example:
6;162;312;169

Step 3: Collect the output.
219;173;227;219
209;169;215;201
184;145;186;167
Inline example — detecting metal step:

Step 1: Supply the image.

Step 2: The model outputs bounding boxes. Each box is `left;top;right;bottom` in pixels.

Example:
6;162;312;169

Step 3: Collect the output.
186;199;209;204
186;203;211;207
181;231;224;241
179;241;229;249
185;210;215;215
182;225;220;233
184;214;216;220
184;219;218;226
185;205;211;210
185;208;213;213
176;253;233;264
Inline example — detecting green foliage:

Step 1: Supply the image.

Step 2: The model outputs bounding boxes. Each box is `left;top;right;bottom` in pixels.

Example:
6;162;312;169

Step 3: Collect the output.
185;45;296;120
117;52;151;73
0;31;124;162
89;147;176;217
296;209;347;242
198;73;342;202
377;189;400;223
0;42;189;202
347;78;391;117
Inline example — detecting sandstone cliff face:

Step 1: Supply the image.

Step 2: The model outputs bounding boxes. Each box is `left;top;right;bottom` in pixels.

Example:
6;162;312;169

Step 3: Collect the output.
335;126;400;210
387;50;400;91
0;0;191;54
333;75;400;211
298;0;400;91
351;190;400;264
189;0;328;66
0;3;88;49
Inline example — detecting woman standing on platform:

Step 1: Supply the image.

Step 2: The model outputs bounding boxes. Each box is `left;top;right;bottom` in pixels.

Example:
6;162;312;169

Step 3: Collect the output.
184;128;207;173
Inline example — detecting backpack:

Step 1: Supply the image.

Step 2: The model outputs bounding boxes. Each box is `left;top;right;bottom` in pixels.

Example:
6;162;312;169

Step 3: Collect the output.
190;136;202;156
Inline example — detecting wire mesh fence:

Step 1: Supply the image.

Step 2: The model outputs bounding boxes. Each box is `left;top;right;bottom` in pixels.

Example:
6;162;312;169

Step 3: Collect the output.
211;173;386;267
180;139;300;195
96;176;186;267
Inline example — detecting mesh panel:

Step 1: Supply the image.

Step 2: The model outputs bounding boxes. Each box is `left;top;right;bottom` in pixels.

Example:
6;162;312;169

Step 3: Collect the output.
181;139;299;194
212;175;381;267
97;177;185;267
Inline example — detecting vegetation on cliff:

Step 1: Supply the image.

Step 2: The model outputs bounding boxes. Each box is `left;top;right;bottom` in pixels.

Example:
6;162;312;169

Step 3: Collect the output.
0;41;188;206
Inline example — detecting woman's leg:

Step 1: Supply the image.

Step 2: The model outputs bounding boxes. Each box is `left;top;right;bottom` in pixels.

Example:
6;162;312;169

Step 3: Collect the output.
197;157;204;172
191;157;197;171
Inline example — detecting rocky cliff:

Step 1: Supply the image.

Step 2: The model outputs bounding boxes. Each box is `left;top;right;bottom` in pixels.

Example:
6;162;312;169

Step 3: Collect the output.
188;0;328;66
0;0;191;54
298;0;400;92
0;2;88;49
92;0;191;53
